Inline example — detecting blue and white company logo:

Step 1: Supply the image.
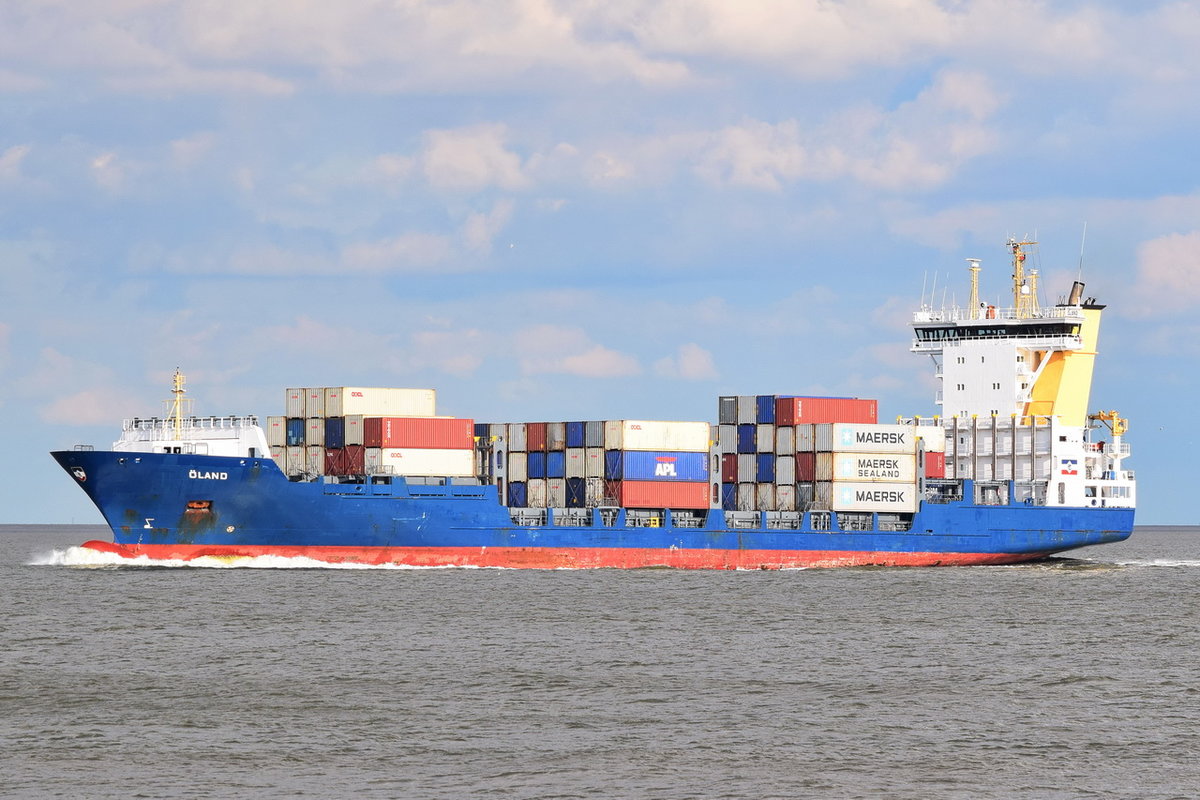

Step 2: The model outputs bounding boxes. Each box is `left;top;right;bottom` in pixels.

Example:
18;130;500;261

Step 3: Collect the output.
188;469;229;480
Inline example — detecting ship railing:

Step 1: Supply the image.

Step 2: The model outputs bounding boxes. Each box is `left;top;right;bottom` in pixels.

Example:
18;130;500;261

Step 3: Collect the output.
72;444;95;451
924;479;963;504
913;305;1084;323
763;511;803;529
122;415;260;432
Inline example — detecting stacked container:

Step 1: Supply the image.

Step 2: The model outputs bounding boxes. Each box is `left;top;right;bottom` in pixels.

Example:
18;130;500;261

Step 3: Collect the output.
796;423;919;513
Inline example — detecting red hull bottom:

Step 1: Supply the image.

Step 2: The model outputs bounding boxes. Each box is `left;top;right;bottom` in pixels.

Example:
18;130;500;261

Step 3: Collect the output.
78;540;1052;569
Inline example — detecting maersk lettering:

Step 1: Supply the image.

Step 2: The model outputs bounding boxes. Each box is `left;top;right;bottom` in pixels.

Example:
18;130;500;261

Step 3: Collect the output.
855;431;906;444
856;457;900;469
854;489;906;503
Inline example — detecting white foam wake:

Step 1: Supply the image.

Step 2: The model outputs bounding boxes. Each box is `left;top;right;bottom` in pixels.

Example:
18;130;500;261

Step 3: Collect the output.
30;546;487;570
1111;558;1200;568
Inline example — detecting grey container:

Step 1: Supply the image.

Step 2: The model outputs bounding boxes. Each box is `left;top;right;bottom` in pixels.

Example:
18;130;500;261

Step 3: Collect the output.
737;395;757;424
718;396;738;425
585;421;605;448
795;424;815;452
718;424;737;454
738;453;756;481
737;482;756;512
756;424;775;453
774;425;795;455
508;452;528;482
775;455;796;485
547;422;567;451
507;423;528;452
777;484;797;512
756;484;776;511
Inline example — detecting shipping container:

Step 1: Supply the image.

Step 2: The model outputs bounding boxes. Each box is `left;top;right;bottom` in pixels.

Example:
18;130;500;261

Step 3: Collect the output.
305;388;325;419
756;452;775;483
342;445;365;475
286;418;305;447
606;480;709;509
546;478;567;508
925;451;946;478
721;453;738;483
377;447;475;477
325;417;345;449
775;454;796;485
718;396;738;425
507;422;528;452
774;425;795;456
603;420;709;452
737;424;756;454
777;484;797;512
756;424;775;453
796;451;815;482
586;477;606;507
774;396;878;425
325;387;436;418
527;479;547;508
915;425;946;453
344;415;364;446
547;422;567;451
325;447;345;475
265;416;286;448
508;452;528;482
566;476;587;508
364;447;382;474
756;483;776;511
285;388;305;419
363;417;474;449
546;450;566;479
305;445;325;475
736;395;757;424
285;446;305;476
528;451;547;479
605;450;708;482
814;423;919;454
305;418;325;447
564;448;587;479
737;453;756;482
584;448;604;478
831;482;919;513
507;481;527;507
833;452;917;483
566;421;585;448
737;482;756;512
527;422;548;451
270;445;286;474
756;395;776;423
584;421;605;448
721;482;737;511
718;424;737;453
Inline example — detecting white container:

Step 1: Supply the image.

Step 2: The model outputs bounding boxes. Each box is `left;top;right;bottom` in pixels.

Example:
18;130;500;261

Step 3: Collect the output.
774;426;795;456
775;455;796;485
756;483;776;511
831;482;919;513
285;389;305;419
586;477;606;507
344;415;365;446
756;424;775;453
527;479;548;508
265;416;286;448
378;447;474;477
305;445;325;475
737;482;756;512
583;448;604;479
547;478;567;508
324;387;436;418
564;448;586;479
284;446;305;476
305;388;325;418
833;452;917;483
305;418;325;447
815;423;918;454
603;420;710;452
365;447;382;473
507;423;528;452
508;452;528;482
795;424;815;452
777;484;797;512
914;425;946;453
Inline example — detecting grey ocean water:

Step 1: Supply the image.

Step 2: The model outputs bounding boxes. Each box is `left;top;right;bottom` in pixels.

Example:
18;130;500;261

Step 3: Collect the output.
2;525;1198;800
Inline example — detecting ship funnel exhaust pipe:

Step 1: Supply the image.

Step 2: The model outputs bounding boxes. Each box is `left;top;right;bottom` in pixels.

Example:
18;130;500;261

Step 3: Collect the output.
1067;280;1085;306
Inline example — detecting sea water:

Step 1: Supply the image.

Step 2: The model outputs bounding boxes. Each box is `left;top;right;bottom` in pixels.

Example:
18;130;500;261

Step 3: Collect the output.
2;524;1198;799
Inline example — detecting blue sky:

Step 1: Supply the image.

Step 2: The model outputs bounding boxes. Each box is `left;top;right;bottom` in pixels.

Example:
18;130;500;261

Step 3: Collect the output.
2;1;1197;524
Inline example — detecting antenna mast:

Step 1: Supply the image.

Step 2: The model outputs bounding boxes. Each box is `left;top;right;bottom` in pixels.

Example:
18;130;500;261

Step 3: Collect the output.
1008;238;1038;318
168;368;189;441
967;258;981;319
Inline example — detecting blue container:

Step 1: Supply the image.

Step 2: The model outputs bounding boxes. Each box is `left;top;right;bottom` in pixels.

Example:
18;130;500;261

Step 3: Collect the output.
756;395;776;423
737;424;756;454
605;450;708;482
286;418;305;447
507;481;527;507
547;450;566;479
721;482;737;511
566;477;586;508
566;421;585;448
474;423;489;437
756;453;775;483
528;451;547;479
325;417;346;449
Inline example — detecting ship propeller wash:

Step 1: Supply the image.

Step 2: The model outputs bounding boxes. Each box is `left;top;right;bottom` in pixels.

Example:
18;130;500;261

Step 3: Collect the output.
53;243;1134;568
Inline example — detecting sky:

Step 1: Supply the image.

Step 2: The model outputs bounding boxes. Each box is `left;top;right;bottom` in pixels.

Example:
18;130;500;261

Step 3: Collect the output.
2;0;1198;524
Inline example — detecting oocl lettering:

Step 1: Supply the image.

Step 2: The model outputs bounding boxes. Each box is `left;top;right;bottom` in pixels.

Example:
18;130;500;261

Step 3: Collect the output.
352;391;364;397
188;469;229;480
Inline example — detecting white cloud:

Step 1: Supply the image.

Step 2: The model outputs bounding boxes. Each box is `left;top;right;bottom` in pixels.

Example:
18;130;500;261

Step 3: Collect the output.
1129;232;1200;316
654;343;719;380
339;233;455;272
41;387;139;426
170;132;216;168
421;124;527;192
0;145;30;181
90;151;128;192
462;199;515;254
514;324;641;377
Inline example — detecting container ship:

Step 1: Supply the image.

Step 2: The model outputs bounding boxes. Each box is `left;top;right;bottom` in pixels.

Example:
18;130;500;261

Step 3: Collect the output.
53;241;1136;568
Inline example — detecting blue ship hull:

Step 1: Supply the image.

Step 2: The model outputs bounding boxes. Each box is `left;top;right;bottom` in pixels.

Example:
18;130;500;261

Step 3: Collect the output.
51;449;1134;568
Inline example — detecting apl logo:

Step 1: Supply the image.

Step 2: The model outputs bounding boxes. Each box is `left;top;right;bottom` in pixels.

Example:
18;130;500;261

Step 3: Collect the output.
654;463;677;477
1061;459;1078;476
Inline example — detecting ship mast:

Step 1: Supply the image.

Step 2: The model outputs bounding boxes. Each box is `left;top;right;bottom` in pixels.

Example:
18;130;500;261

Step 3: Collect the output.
967;258;981;319
168;368;187;441
1008;238;1039;318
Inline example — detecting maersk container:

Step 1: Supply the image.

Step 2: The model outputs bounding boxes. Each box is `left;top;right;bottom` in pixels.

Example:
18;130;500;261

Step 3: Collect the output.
508;452;528;482
305;388;325;419
377;447;475;477
737;424;756;454
363;417;474;449
564;448;586;479
775;455;796;485
605;450;708;482
527;479;547;508
736;395;756;424
286;418;305;447
815;423;918;454
546;478;567;508
584;420;605;448
774;426;795;456
566;422;585;448
305;418;325;447
756;395;776;423
721;453;738;483
756;483;776;511
547;422;567;451
325;417;345;449
914;425;946;453
507;481;528;508
756;424;774;453
718;396;738;425
305;445;325;475
718;424;736;453
607;480;708;509
325;387;436;418
566;477;586;508
832;482;919;513
777;484;797;512
528;451;547;479
344;415;364;446
527;422;548;451
508;423;528;452
756;453;775;483
603;420;709;452
285;388;305;419
774;397;878;425
833;452;917;483
737;453;756;481
285;446;305;476
266;416;286;448
546;450;566;479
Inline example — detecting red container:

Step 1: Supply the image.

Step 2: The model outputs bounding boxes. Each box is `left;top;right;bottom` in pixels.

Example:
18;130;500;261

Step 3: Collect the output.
721;453;738;483
775;397;877;425
607;480;709;509
325;448;346;475
924;451;946;478
343;445;365;475
526;422;548;451
795;451;816;482
362;417;474;449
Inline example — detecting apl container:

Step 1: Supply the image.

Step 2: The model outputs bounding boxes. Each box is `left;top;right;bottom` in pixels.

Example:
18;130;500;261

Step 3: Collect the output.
605;451;708;482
